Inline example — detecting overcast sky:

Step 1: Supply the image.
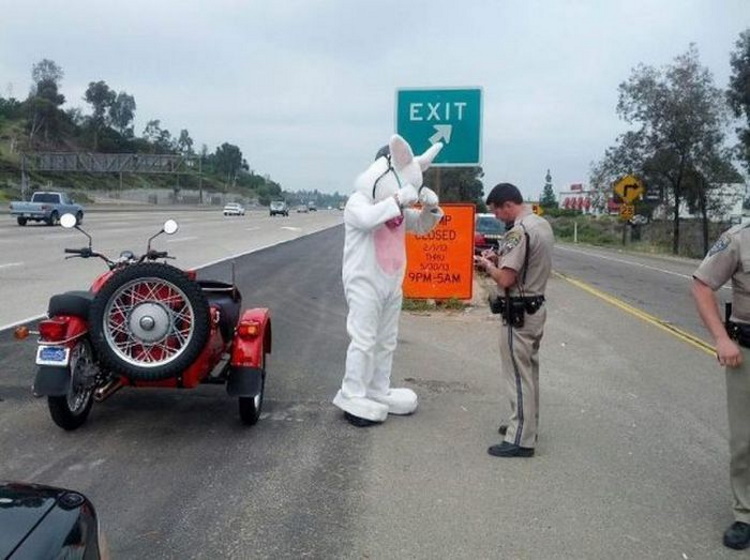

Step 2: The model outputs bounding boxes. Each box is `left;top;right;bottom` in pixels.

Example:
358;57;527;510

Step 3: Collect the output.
1;0;748;199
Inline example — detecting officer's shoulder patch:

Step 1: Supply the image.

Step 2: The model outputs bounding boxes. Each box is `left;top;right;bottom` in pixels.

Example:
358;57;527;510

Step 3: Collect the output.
708;234;731;257
502;230;523;252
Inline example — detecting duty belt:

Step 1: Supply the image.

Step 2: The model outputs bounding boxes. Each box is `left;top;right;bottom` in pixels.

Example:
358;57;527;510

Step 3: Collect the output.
503;295;545;308
489;295;545;316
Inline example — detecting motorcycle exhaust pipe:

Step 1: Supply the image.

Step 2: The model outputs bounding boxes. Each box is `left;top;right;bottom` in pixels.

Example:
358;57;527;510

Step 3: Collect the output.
94;379;124;402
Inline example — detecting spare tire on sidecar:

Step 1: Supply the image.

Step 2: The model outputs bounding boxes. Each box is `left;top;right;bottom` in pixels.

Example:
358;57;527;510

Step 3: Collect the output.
88;263;211;381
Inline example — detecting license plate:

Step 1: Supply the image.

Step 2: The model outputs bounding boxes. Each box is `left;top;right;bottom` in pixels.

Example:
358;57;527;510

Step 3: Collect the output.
36;346;70;366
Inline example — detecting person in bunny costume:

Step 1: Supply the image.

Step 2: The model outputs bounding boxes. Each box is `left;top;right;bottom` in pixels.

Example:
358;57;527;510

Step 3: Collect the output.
333;134;444;426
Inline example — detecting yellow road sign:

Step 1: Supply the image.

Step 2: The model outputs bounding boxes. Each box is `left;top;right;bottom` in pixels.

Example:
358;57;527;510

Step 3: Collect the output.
619;203;635;221
614;175;645;203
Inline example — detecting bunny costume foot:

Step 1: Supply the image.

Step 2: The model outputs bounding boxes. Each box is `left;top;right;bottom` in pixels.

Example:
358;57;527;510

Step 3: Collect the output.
370;388;418;415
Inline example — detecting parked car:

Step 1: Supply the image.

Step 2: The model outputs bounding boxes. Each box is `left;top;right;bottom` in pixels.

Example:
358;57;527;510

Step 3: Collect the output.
269;200;289;217
9;191;84;226
296;204;309;213
223;202;245;216
474;213;506;254
0;481;107;559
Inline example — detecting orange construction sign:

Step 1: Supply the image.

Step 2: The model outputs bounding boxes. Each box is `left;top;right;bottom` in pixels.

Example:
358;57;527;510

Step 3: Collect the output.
403;203;475;300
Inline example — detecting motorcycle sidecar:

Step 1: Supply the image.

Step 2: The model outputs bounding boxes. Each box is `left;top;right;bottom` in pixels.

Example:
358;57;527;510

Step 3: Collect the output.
198;280;272;426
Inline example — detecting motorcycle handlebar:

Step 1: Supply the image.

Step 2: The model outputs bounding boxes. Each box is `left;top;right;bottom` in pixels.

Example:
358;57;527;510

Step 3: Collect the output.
147;250;169;259
64;248;93;257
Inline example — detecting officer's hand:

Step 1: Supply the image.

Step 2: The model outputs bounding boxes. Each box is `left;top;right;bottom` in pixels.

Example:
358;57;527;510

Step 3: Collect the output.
480;248;498;263
474;255;491;271
716;337;743;368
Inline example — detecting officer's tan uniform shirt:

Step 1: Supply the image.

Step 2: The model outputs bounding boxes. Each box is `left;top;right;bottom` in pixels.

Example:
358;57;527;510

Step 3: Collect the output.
694;223;750;323
499;208;555;297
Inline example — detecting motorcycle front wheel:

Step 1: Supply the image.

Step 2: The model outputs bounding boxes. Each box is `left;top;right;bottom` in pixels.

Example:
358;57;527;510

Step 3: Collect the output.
89;263;210;381
48;339;95;431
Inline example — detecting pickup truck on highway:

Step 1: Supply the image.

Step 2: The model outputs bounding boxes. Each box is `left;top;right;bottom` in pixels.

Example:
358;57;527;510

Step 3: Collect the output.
9;191;84;226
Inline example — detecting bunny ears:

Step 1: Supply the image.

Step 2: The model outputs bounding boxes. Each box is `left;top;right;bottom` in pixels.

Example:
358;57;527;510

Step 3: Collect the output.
387;134;443;171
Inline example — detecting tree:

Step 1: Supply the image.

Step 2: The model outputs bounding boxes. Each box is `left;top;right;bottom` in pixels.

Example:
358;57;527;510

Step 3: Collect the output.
423;166;484;205
84;81;116;150
25;60;66;145
26;81;65;145
684;148;742;254
176;129;194;156
0;97;23;121
590;131;646;213
215;143;243;188
31;59;63;92
108;92;136;137
143;119;173;153
540;169;557;208
728;29;750;175
613;44;733;254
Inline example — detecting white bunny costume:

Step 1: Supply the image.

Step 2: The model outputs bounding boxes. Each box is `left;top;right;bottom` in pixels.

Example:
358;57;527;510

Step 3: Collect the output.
333;134;443;426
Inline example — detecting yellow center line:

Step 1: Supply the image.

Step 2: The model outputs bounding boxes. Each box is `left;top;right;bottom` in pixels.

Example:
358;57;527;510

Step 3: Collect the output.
554;270;715;356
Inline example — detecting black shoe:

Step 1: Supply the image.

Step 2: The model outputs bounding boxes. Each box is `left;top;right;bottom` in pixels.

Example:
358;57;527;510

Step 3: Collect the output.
498;424;508;436
487;441;534;457
724;522;750;549
344;412;379;427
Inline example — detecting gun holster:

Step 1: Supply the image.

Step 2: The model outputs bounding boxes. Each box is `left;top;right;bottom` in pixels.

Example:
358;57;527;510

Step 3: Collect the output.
488;294;504;315
487;295;526;328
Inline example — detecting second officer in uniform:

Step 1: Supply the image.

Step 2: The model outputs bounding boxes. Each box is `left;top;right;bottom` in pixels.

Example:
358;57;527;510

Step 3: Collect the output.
692;222;750;549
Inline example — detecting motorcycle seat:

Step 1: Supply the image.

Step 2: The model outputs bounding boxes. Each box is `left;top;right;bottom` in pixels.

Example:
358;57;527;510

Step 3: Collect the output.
48;290;94;318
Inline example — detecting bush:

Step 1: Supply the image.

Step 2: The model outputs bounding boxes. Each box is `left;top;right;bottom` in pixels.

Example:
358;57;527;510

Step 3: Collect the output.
548;215;621;245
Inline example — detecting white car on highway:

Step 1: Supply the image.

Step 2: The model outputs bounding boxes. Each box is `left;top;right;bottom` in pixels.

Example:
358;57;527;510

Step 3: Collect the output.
223;203;245;216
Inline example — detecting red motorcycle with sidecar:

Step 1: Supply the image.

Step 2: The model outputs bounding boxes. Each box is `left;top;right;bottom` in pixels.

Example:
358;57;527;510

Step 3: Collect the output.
15;213;271;430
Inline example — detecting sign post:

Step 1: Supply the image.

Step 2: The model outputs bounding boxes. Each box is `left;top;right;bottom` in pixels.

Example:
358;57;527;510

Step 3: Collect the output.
396;88;482;166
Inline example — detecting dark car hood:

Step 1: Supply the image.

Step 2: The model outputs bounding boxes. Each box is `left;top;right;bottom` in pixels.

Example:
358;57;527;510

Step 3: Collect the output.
0;483;61;558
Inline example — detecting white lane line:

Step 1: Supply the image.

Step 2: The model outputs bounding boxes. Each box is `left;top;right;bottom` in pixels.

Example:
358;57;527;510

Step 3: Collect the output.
555;244;731;291
0;262;23;269
556;245;692;280
197;222;340;269
246;227;261;231
1;313;45;332
280;226;302;232
167;236;198;243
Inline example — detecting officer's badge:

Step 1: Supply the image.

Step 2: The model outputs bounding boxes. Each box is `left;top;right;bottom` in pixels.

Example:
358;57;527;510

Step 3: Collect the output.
501;230;523;254
708;234;730;257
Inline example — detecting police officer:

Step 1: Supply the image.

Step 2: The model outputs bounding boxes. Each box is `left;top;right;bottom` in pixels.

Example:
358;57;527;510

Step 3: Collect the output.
475;183;554;458
692;223;750;549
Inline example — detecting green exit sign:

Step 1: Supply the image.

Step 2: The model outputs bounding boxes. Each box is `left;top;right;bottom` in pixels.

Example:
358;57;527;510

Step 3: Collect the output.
396;88;482;166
